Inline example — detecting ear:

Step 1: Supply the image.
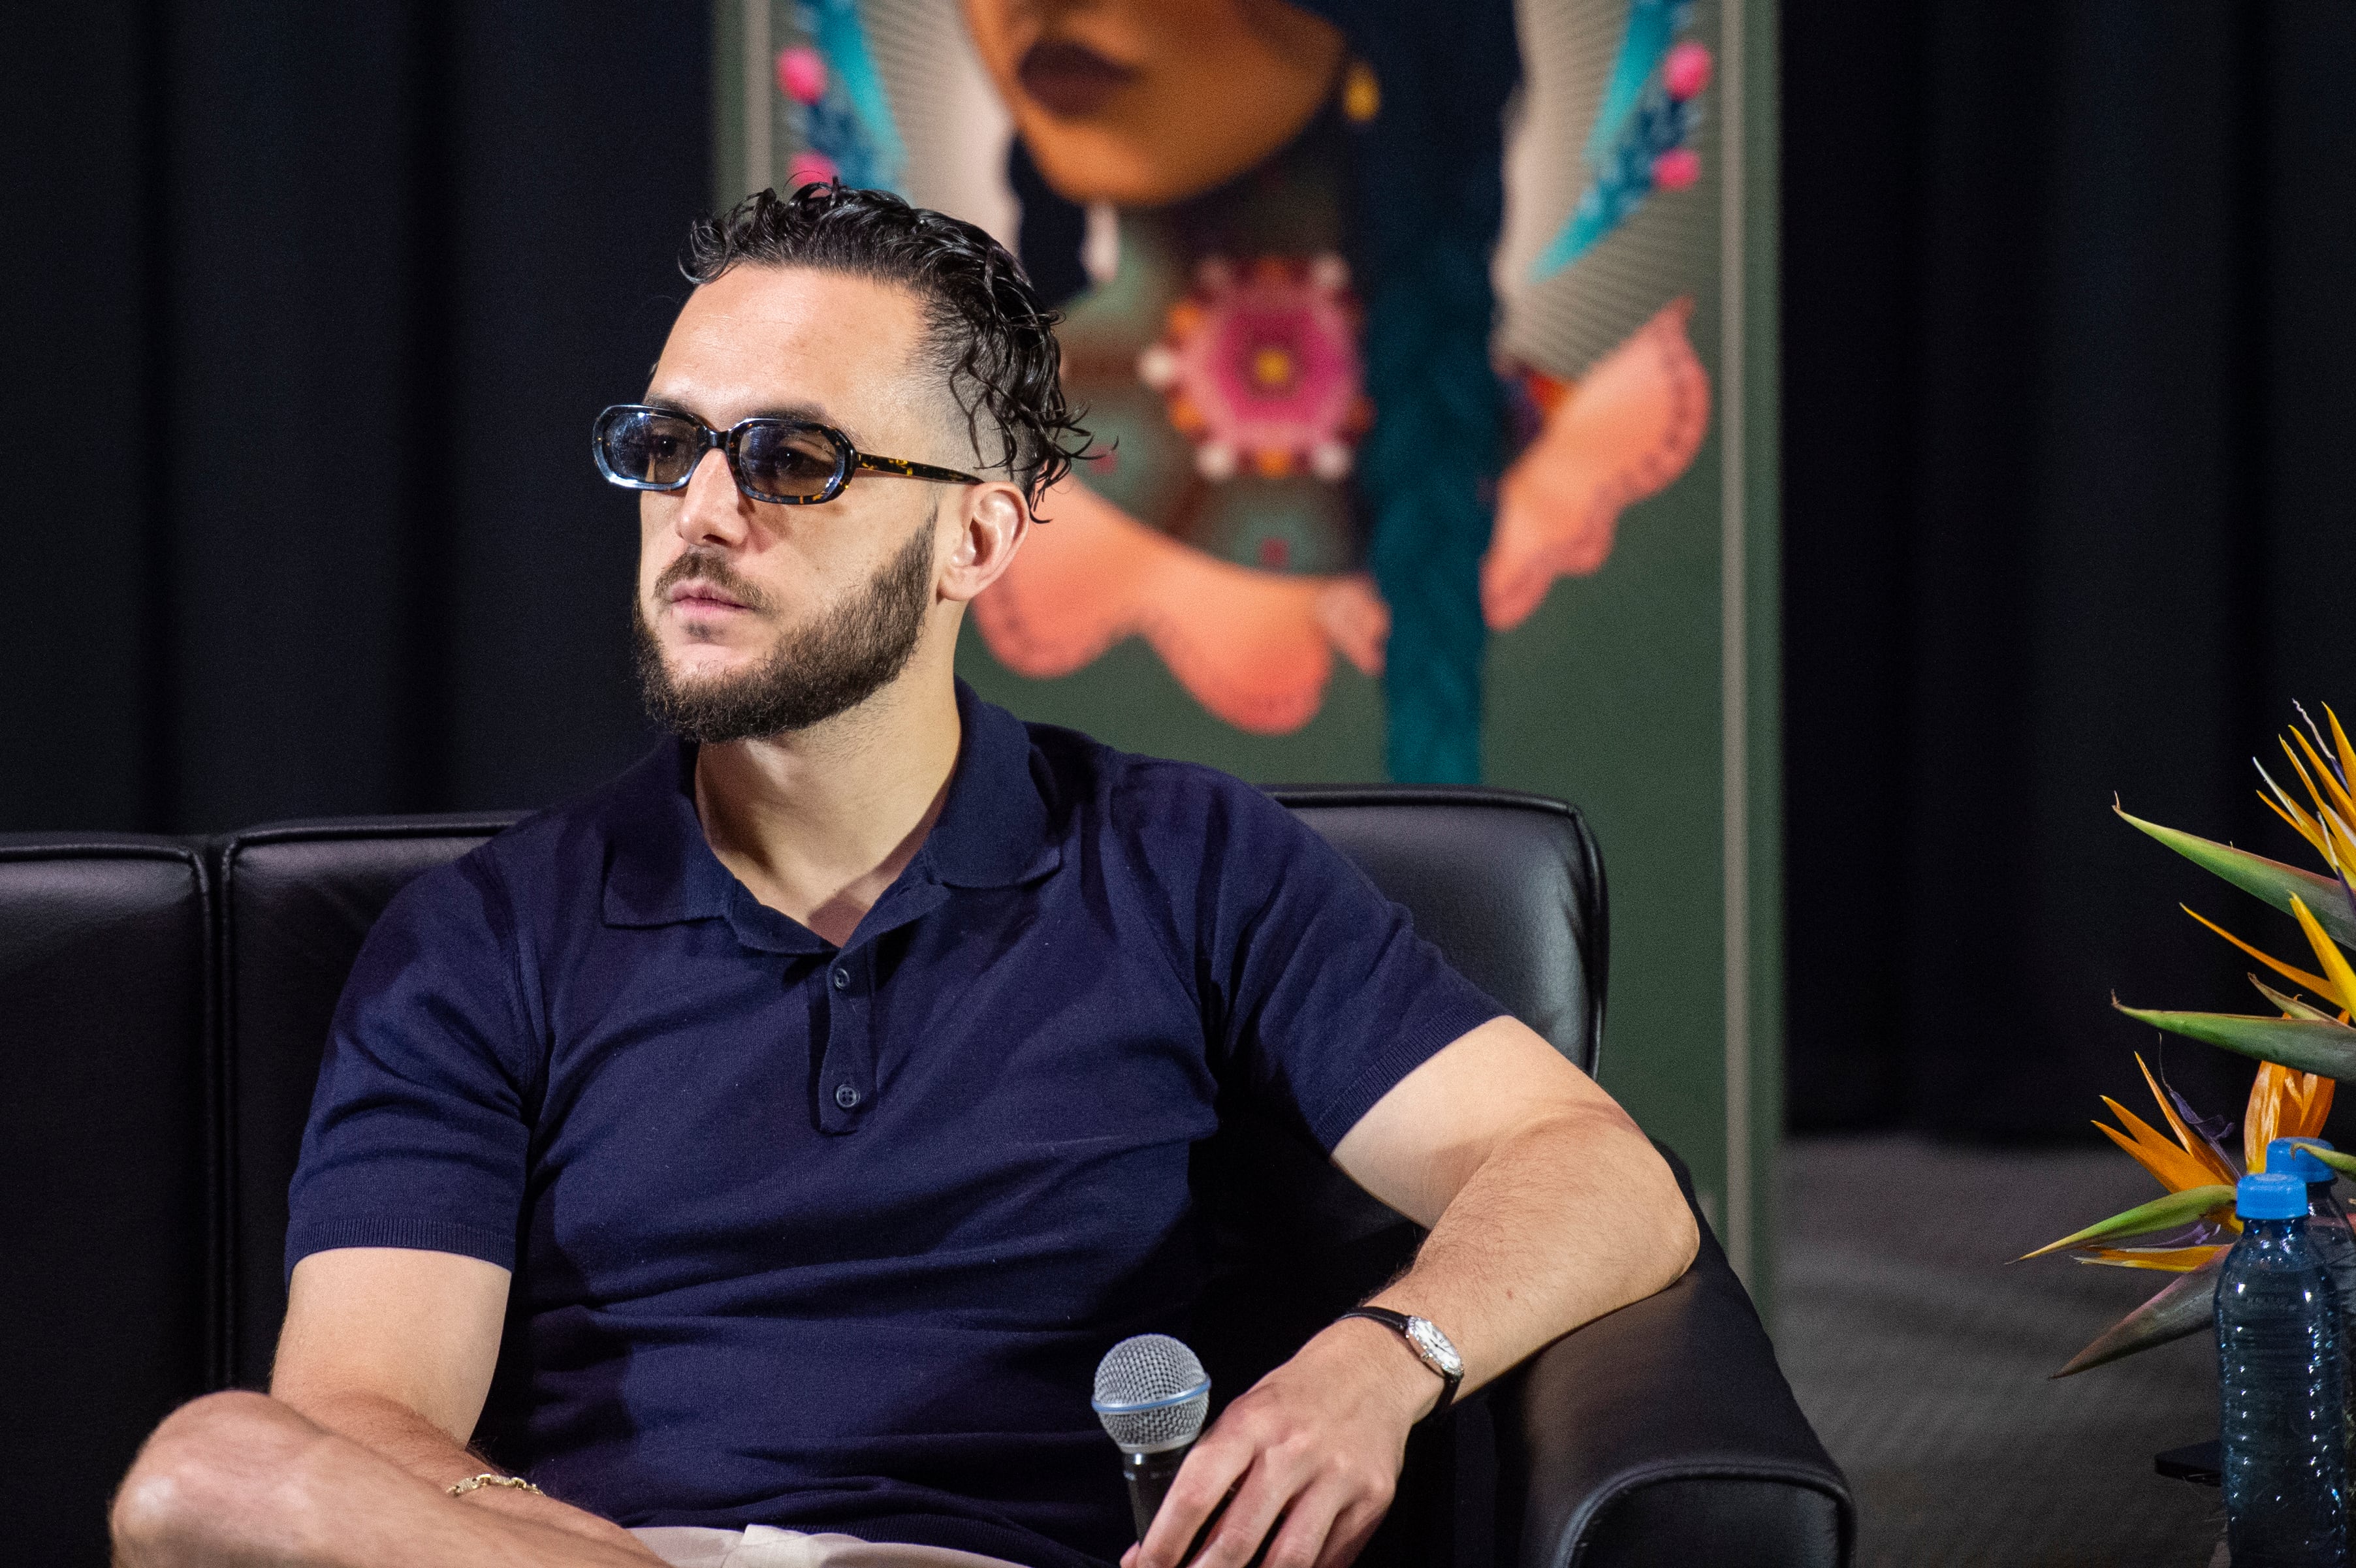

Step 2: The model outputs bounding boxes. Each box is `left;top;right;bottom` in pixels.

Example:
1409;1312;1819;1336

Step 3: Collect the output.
937;480;1032;605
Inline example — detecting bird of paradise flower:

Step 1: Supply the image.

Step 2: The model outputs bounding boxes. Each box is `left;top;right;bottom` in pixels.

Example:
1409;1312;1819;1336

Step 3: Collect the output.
2029;704;2356;1376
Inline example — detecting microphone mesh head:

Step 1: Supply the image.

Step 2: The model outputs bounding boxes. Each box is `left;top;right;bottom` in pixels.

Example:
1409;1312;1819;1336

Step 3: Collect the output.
1092;1334;1211;1455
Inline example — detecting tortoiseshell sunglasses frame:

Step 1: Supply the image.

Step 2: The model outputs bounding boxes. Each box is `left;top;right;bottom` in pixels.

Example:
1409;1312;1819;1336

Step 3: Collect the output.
592;403;984;506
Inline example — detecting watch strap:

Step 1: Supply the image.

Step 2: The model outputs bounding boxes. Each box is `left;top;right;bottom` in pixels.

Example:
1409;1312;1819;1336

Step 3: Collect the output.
1337;1307;1461;1419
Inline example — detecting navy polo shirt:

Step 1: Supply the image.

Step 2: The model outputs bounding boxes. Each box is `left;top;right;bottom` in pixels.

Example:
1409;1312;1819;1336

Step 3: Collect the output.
287;682;1503;1568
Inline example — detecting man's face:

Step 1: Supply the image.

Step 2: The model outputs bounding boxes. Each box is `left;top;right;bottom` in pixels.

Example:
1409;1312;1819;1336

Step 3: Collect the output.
632;265;959;742
959;0;1344;206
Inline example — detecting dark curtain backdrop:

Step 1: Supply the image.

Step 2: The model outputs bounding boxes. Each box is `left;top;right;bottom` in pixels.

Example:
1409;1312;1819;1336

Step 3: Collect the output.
1;3;708;833
1784;1;2356;1138
12;1;2356;1143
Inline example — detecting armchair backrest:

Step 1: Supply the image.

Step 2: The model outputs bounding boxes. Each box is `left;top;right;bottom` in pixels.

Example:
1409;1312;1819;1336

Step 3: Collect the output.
0;838;213;1568
0;785;1606;1568
217;816;530;1386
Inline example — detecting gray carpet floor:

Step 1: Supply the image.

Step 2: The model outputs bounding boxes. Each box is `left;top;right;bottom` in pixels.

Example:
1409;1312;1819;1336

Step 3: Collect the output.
1778;1133;2229;1567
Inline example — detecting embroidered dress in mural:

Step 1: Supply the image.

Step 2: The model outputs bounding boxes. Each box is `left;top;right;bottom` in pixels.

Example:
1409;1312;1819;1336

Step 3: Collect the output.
764;0;1714;779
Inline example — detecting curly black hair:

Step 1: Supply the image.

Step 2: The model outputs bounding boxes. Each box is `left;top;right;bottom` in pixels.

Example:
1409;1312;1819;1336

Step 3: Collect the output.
683;182;1089;505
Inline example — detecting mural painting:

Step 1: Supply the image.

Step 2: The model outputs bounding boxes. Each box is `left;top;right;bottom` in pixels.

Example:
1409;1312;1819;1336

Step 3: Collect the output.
752;0;1712;781
718;0;1779;1288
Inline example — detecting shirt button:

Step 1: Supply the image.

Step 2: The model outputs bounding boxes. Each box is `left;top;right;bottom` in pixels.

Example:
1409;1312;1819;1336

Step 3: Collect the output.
831;967;849;990
835;1083;861;1110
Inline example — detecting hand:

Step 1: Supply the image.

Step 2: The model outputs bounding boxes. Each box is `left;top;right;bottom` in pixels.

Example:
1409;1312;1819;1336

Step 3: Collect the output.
1122;1317;1438;1568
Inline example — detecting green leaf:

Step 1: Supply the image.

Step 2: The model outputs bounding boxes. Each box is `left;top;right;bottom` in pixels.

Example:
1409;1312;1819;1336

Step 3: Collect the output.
2251;977;2344;1024
2018;1185;2236;1260
2051;1255;2222;1377
2317;1149;2356;1181
2113;1003;2356;1079
2116;806;2356;948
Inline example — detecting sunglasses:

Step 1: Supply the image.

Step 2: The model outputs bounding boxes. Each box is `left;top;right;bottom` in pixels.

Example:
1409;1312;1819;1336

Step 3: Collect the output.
592;404;985;506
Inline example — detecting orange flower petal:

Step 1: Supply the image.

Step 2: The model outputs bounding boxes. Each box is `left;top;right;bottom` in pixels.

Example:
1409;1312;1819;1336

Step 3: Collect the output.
2077;1244;2232;1274
2186;905;2340;1004
2282;740;2340;836
2134;1053;2239;1187
2293;729;2356;824
2260;780;2332;858
2098;1106;2223;1193
2248;1061;2288;1172
2326;705;2356;797
2287;1072;2337;1140
2289;895;2356;1020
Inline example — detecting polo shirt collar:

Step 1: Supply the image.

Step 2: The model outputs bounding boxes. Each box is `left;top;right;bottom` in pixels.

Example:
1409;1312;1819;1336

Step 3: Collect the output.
601;680;1058;941
924;679;1059;890
599;740;737;931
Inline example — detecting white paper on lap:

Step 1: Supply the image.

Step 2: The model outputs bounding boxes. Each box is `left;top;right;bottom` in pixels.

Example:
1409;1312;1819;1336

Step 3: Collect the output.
630;1523;1030;1568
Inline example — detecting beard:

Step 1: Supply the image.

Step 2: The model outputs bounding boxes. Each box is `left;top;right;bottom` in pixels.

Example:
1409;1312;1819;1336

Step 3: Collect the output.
633;519;936;744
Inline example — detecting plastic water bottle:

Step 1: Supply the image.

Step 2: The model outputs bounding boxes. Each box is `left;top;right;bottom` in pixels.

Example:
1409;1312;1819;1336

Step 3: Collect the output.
2219;1170;2351;1566
2273;1138;2356;1390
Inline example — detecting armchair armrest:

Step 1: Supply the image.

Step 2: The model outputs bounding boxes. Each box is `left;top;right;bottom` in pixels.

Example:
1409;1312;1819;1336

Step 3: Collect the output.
1495;1142;1853;1568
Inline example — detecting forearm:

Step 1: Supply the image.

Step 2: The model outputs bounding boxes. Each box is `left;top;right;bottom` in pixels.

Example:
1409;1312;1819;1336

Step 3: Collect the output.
1127;1111;1693;1568
1360;1106;1696;1398
1128;1027;1694;1568
279;1385;482;1487
279;1386;656;1558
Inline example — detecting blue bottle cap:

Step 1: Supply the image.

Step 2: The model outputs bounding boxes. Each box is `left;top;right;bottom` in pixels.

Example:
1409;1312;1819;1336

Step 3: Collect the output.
2239;1171;2309;1220
2268;1137;2339;1185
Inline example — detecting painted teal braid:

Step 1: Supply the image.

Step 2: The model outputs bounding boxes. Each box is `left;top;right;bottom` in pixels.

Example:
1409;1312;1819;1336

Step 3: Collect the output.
1359;250;1504;783
1337;0;1518;782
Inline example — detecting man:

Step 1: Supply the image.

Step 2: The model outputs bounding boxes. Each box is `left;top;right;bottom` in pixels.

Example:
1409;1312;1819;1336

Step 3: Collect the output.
111;185;1695;1568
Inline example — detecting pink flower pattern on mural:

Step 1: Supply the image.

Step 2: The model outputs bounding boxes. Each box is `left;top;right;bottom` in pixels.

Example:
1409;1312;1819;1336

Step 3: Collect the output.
1137;255;1370;484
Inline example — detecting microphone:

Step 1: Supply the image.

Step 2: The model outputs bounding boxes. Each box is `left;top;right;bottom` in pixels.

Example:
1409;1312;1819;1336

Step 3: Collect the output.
1092;1333;1212;1543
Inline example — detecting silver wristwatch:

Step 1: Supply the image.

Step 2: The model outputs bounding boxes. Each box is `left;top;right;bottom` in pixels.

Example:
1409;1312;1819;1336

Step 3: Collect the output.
1338;1307;1465;1419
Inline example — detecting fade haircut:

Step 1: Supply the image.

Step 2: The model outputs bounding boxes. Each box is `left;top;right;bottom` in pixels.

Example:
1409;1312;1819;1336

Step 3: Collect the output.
683;182;1089;505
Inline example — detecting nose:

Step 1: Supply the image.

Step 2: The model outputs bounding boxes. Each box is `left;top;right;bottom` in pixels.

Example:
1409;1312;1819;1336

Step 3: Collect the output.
673;447;752;548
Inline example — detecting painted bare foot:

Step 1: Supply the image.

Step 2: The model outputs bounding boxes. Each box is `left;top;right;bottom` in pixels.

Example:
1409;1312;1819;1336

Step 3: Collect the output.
1314;573;1388;676
972;481;1387;734
1480;296;1711;631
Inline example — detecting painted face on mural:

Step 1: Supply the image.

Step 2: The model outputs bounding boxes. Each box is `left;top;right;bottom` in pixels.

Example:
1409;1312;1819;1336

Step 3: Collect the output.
629;266;997;742
957;0;1345;206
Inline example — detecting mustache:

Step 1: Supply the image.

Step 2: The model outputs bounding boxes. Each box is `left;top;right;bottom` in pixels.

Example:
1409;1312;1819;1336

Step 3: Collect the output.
653;550;774;614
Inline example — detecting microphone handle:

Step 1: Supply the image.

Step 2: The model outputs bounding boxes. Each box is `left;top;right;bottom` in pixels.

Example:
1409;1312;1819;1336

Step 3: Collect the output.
1122;1445;1190;1542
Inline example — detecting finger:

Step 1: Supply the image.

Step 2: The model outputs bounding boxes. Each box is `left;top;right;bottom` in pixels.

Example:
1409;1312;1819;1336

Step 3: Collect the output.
1309;1496;1390;1568
1255;1479;1350;1568
1182;1455;1303;1568
1135;1439;1254;1568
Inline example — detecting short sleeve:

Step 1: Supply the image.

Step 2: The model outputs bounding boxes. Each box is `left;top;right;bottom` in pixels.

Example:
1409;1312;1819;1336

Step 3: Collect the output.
1150;770;1508;1152
284;853;539;1279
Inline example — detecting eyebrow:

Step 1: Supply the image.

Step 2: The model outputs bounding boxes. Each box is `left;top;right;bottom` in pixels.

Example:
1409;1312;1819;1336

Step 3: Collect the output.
639;393;857;444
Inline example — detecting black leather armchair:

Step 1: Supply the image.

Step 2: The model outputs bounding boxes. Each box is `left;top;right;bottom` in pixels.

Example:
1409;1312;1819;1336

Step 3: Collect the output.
0;787;1850;1568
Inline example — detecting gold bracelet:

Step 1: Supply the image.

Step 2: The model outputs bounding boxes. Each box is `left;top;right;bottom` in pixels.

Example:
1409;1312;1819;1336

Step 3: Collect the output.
447;1473;545;1499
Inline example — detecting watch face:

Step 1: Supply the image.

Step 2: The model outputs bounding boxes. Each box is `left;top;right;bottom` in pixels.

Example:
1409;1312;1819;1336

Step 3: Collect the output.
1405;1317;1465;1379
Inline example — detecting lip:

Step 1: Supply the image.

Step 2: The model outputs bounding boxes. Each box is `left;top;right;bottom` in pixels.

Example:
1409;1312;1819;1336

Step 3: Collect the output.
667;581;751;614
1015;39;1138;118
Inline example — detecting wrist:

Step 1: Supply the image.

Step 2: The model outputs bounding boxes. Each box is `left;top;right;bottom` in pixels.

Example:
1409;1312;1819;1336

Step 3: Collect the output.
450;1473;564;1526
1335;1304;1465;1420
449;1471;542;1499
1320;1315;1445;1424
451;1475;539;1513
451;1479;650;1554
